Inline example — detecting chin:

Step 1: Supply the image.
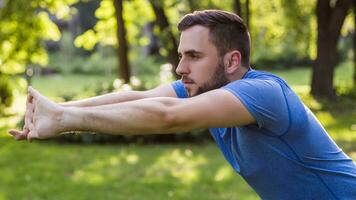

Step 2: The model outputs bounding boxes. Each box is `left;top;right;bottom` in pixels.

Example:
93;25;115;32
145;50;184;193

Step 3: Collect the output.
185;87;198;97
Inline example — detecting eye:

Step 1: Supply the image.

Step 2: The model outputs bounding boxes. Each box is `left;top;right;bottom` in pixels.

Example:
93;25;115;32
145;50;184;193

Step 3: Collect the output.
190;54;199;59
178;54;182;60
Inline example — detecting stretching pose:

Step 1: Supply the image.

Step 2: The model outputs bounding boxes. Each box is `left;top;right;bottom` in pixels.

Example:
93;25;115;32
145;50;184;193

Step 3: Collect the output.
9;10;356;199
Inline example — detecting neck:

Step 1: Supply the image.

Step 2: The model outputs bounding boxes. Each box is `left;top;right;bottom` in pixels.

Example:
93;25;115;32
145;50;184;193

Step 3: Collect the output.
228;66;249;82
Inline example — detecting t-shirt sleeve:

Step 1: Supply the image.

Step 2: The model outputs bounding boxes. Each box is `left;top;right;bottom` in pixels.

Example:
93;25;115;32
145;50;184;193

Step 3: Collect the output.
171;80;188;98
222;79;290;136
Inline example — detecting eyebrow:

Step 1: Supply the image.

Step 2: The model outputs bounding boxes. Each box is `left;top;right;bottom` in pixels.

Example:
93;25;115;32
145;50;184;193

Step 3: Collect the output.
178;50;203;56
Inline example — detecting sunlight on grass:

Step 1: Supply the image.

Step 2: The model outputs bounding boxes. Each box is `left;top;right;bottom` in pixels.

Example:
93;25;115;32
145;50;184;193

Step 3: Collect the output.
0;193;6;200
315;111;336;127
146;148;207;185
126;153;139;164
214;165;234;182
31;74;116;99
72;170;104;185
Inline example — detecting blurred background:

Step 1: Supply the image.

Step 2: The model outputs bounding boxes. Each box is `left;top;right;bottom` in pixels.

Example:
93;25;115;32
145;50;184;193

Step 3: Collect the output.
0;0;355;199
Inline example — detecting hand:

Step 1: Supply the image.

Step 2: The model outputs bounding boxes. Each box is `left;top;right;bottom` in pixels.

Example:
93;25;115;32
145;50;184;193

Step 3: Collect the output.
8;87;64;142
8;91;34;141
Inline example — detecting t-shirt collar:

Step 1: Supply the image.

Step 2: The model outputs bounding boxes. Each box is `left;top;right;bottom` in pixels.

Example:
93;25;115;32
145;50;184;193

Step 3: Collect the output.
242;67;253;79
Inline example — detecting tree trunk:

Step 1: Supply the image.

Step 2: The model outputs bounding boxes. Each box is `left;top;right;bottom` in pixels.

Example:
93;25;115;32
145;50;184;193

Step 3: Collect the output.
354;1;356;84
150;1;180;79
233;0;249;29
233;0;242;17
113;0;131;83
245;0;250;29
311;0;352;98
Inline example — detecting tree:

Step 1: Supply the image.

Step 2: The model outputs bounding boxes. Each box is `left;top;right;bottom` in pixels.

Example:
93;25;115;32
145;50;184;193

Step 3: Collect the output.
149;0;180;79
113;0;131;83
233;0;249;28
354;1;356;84
0;0;75;110
311;0;352;98
233;0;242;17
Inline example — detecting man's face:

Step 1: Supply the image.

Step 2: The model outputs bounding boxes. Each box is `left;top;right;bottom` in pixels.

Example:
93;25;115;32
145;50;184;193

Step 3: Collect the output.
177;25;229;97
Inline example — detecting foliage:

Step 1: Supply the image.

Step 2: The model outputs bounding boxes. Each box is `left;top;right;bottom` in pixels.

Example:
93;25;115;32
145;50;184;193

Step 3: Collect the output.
250;0;316;67
75;0;155;50
0;0;77;74
0;75;13;114
0;0;78;110
48;32;117;75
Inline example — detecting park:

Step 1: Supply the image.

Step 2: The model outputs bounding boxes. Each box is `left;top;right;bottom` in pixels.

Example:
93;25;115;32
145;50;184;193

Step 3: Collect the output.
0;0;355;199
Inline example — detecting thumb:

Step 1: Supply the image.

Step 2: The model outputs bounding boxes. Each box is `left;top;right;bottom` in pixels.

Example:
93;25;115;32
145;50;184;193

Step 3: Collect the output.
28;86;41;100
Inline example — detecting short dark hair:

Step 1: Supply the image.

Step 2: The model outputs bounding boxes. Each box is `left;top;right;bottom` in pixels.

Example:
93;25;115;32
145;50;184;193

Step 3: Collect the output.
178;10;250;67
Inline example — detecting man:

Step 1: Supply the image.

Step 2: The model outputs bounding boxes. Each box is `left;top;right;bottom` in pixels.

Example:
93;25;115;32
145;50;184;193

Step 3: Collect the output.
9;10;356;199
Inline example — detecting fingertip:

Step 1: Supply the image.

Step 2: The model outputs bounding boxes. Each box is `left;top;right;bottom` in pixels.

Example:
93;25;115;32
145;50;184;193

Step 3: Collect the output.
8;129;15;136
27;134;32;143
8;130;26;141
8;129;19;136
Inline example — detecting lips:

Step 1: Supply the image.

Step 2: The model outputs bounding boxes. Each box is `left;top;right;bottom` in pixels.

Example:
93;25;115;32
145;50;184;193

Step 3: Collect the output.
183;81;194;84
182;77;194;84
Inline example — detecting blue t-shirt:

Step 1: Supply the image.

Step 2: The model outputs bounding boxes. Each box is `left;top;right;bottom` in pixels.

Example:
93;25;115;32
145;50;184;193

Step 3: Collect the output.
171;69;356;200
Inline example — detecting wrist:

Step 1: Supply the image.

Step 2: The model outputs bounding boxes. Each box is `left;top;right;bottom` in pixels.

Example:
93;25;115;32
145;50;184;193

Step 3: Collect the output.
59;107;83;133
55;106;67;134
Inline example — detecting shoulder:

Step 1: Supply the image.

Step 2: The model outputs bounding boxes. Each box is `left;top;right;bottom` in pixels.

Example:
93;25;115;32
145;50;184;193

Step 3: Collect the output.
222;71;291;135
223;73;285;98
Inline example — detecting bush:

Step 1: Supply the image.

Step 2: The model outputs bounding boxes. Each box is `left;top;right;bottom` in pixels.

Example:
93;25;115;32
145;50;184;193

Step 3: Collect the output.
0;75;13;115
47;50;117;75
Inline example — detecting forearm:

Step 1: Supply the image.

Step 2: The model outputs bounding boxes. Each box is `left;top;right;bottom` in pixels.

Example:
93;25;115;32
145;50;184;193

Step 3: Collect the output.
59;97;183;135
59;90;147;107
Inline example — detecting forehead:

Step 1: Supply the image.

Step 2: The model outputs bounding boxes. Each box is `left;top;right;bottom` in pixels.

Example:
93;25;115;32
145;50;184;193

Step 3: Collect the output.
178;25;216;53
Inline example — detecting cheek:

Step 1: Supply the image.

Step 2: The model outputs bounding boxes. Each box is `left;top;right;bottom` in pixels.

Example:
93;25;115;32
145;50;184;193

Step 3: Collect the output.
191;60;217;82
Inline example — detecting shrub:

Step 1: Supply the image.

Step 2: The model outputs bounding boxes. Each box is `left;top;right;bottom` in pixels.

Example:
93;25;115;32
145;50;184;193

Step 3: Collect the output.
0;75;14;115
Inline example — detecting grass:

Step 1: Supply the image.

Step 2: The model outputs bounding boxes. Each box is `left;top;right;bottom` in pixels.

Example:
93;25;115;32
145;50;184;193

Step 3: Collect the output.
0;62;355;200
0;142;258;200
30;74;117;100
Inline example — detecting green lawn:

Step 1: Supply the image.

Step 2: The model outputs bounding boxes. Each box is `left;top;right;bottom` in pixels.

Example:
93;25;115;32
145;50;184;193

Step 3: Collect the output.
0;63;355;200
0;141;258;200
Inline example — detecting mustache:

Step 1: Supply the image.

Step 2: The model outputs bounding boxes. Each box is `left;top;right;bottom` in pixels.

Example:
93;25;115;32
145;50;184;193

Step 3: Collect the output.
181;76;195;83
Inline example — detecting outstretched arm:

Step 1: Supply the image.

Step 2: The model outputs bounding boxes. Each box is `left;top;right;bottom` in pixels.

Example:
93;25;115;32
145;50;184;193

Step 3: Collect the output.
9;87;255;141
59;83;177;107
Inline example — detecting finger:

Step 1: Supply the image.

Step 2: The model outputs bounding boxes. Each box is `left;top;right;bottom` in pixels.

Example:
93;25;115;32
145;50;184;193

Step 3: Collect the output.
27;103;34;113
25;104;34;122
25;113;33;126
26;90;34;105
8;129;28;140
28;86;41;100
27;130;38;143
28;123;35;131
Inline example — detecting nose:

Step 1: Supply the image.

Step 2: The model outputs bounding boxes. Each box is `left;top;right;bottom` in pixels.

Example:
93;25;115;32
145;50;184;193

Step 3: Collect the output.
176;60;190;76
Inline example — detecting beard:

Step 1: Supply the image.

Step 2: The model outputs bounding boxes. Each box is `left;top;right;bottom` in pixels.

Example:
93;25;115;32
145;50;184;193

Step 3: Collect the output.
185;59;230;97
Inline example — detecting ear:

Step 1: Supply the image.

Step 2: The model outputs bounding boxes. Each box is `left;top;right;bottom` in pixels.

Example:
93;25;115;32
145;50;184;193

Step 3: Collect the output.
223;50;241;74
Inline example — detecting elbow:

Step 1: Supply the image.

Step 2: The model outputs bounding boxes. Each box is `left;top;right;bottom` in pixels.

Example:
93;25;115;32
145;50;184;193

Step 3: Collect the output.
162;106;191;133
149;98;193;133
161;107;185;133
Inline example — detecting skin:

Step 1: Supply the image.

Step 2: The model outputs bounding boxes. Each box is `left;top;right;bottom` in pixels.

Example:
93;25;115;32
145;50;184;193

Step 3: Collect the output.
177;25;229;96
8;25;255;142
